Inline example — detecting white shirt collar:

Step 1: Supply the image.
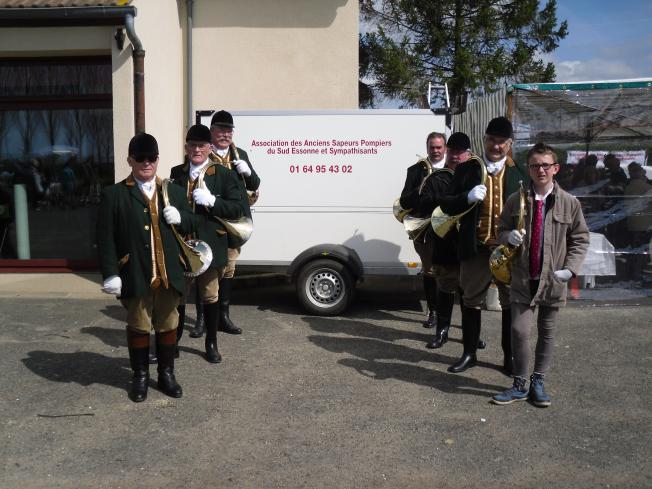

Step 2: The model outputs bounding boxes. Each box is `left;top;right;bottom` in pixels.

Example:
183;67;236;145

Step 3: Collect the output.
429;155;446;169
189;158;210;181
214;146;229;158
534;185;554;201
483;154;507;175
134;176;156;199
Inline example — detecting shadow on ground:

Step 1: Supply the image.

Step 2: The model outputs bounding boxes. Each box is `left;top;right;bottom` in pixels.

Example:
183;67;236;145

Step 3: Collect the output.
21;350;130;392
303;315;505;397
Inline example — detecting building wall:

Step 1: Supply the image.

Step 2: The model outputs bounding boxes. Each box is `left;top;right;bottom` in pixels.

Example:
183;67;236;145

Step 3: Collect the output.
191;0;359;112
115;0;186;181
0;0;359;181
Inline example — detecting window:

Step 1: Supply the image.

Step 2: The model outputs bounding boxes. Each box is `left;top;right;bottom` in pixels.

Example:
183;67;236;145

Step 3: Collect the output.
0;57;113;267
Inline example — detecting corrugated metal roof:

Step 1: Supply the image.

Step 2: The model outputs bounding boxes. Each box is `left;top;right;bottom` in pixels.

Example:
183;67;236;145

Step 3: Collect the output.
0;1;131;7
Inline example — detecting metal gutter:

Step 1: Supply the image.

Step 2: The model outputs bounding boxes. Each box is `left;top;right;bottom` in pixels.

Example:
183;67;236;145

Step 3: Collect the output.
186;0;193;130
124;12;145;133
0;6;136;27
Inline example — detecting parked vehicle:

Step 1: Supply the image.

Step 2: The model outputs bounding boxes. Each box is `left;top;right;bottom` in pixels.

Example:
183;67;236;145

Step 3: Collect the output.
197;109;448;314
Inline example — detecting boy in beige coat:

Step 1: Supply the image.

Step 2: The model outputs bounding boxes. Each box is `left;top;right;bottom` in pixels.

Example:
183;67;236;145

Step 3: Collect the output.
492;143;589;407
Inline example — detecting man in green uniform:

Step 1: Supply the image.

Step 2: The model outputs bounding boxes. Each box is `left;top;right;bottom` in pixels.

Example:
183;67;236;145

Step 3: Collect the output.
170;124;245;363
97;133;197;402
209;110;260;334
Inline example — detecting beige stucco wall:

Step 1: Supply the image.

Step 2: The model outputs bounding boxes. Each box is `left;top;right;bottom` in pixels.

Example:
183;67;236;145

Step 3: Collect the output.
114;0;186;181
191;0;358;111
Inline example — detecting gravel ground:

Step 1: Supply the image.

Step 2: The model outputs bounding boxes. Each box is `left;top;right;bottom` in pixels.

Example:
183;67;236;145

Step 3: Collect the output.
1;281;650;489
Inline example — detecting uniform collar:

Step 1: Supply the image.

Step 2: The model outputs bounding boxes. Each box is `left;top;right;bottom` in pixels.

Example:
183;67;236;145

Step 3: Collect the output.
125;174;162;187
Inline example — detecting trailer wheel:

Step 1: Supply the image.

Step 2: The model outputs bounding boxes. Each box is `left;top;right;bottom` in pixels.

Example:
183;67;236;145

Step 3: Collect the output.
296;259;354;316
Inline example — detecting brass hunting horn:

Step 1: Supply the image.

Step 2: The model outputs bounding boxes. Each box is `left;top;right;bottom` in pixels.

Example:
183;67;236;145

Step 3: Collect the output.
489;181;526;284
393;155;432;223
161;179;213;277
402;167;454;240
196;162;254;245
430;154;487;238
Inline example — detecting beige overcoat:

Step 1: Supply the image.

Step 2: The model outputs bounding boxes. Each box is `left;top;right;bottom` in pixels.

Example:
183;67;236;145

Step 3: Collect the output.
498;181;590;307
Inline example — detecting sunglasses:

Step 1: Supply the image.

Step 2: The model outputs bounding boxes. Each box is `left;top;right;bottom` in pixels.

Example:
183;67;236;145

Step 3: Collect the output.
132;154;158;163
528;163;557;171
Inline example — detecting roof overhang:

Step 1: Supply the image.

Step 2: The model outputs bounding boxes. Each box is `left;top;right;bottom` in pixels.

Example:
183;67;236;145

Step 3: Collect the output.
0;6;136;27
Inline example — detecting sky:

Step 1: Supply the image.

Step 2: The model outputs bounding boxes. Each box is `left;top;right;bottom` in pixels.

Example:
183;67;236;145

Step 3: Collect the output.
361;0;652;106
547;0;652;82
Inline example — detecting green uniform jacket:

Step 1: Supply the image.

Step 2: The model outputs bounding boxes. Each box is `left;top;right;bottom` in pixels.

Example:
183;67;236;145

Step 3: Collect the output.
96;175;197;299
169;160;245;267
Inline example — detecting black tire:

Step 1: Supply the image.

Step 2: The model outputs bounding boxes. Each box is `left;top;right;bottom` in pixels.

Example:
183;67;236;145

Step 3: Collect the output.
296;259;355;316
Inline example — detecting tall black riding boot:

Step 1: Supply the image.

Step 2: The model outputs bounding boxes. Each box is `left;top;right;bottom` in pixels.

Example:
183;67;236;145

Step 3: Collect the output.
501;308;513;376
422;275;437;329
459;290;485;349
127;330;150;402
148;334;158;365
204;302;222;363
448;306;480;373
175;305;185;358
218;278;242;334
427;290;454;349
189;301;205;338
156;329;183;398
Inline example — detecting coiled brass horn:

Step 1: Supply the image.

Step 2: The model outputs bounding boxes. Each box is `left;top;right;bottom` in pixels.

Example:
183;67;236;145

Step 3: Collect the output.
393;155;432;223
489;181;526;284
402;168;454;240
196;162;254;245
431;155;487;238
161;179;212;277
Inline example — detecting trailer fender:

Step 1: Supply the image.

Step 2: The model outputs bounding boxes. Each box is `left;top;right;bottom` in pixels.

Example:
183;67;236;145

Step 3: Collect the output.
288;244;364;283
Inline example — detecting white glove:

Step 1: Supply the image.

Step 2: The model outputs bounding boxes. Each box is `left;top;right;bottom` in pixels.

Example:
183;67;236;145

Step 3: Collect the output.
508;228;526;246
162;206;181;225
554;269;573;282
467;184;487;204
234;159;251;177
192;187;216;207
102;275;122;296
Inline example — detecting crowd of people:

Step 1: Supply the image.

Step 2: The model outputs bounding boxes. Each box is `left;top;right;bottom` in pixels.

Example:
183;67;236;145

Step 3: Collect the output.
399;118;591;408
558;150;652;271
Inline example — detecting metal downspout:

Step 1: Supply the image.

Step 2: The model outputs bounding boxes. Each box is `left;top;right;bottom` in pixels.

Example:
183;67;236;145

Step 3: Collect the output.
187;0;194;128
125;13;145;133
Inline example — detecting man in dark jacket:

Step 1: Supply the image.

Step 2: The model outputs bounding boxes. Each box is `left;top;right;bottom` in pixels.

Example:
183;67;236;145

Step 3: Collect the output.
97;133;196;402
399;132;446;329
209;110;260;335
420;132;471;350
170;124;245;363
440;117;528;374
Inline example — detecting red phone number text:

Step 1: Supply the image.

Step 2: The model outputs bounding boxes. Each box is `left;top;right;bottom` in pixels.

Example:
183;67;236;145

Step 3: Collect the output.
289;164;353;174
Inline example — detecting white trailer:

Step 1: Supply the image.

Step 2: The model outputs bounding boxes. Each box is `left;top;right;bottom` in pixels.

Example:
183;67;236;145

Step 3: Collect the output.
197;109;447;315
